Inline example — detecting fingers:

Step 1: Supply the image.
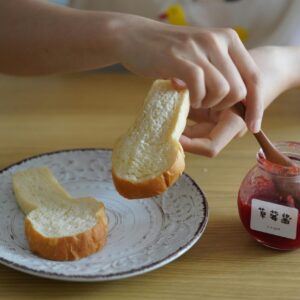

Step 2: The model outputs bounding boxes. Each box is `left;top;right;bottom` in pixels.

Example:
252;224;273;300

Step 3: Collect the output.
235;126;248;138
171;57;230;109
188;29;246;110
180;110;245;157
227;30;263;132
171;58;206;109
180;135;216;157
183;121;215;138
171;78;186;90
167;28;262;131
244;78;263;133
200;62;230;109
208;50;247;111
188;107;220;123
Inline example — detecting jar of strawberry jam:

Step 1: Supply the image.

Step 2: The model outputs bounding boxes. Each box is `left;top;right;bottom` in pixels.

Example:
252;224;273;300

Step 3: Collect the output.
238;142;300;250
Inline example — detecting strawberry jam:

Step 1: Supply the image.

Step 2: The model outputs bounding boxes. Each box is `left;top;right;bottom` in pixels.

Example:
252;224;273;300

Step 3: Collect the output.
238;142;300;250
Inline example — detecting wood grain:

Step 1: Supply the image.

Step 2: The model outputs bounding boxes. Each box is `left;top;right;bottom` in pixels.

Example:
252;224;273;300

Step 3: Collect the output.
0;72;299;300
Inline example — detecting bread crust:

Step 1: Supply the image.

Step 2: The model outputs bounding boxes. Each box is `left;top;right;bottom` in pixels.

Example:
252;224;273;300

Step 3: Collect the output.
112;143;185;199
25;213;107;261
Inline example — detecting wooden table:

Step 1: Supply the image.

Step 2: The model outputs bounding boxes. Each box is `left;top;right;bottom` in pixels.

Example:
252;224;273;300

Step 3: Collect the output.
0;72;299;300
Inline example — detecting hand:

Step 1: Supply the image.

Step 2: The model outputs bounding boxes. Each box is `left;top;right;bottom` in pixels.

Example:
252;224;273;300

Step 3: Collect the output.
179;107;247;157
179;46;298;157
116;16;262;133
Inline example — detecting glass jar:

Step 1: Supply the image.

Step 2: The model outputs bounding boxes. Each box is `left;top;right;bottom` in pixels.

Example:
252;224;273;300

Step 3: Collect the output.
238;142;300;250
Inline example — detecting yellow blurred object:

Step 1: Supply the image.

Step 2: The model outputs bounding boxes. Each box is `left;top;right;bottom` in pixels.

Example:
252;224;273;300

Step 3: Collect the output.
159;4;188;26
234;26;249;42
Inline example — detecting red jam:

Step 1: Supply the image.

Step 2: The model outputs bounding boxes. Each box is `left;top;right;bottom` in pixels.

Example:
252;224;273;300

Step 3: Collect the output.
238;142;300;250
238;190;300;250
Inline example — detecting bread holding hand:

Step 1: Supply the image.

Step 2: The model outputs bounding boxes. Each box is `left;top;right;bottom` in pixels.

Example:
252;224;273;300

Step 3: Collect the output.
13;167;107;261
112;80;190;199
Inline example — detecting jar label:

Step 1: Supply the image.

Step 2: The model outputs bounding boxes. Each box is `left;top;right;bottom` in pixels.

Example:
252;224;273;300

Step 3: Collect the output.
250;199;298;240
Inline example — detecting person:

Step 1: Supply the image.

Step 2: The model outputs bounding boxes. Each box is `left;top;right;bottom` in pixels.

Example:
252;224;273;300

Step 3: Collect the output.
0;1;299;157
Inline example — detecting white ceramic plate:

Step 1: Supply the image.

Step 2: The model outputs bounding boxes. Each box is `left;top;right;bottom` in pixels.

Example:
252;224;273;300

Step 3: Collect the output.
0;149;208;281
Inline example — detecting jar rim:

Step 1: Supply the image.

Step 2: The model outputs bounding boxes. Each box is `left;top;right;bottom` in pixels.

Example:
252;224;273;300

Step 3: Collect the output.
256;141;300;176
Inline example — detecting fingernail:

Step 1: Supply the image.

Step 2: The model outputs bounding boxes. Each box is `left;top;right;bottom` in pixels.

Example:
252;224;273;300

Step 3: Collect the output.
171;78;186;90
250;119;261;133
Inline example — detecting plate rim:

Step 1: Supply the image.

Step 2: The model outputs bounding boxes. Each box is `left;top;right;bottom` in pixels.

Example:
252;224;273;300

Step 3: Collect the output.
0;148;208;281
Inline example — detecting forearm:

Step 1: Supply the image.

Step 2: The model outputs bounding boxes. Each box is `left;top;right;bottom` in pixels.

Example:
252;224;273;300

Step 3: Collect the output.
249;46;300;109
285;46;300;90
0;0;126;75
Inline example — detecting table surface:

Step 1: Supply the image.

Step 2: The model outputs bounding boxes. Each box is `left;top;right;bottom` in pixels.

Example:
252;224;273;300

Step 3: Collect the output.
0;72;299;300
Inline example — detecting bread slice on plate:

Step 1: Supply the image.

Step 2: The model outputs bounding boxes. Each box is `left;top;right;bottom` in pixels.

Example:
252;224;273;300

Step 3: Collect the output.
13;167;107;261
112;80;190;199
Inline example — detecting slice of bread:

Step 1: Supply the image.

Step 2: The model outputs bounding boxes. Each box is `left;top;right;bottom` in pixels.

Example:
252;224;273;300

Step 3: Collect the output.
13;167;107;261
112;80;190;199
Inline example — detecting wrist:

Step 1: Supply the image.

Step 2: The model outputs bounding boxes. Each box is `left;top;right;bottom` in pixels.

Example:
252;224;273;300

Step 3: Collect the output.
87;11;127;66
71;10;134;68
106;13;157;65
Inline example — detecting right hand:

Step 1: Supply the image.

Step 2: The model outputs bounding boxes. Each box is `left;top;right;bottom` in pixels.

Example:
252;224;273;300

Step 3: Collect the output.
115;15;263;133
179;106;247;157
178;46;297;157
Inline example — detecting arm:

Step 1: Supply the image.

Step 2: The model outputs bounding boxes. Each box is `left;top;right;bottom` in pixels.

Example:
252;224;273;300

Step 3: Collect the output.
249;46;300;107
0;0;262;132
0;0;121;75
180;46;300;157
